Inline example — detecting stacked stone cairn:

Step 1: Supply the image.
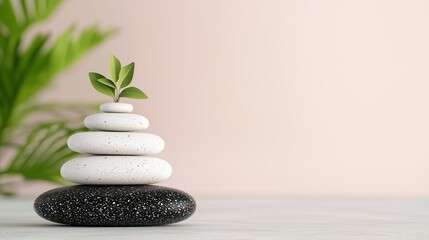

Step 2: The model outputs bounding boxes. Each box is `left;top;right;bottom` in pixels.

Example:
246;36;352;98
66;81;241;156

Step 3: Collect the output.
34;102;196;226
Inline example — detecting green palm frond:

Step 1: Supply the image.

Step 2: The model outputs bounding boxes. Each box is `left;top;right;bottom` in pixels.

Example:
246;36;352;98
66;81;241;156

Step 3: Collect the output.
0;121;86;184
16;26;115;105
0;0;115;195
0;0;62;34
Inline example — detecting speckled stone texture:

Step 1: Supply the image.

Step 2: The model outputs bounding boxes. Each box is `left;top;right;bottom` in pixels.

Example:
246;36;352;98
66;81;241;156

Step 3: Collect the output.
34;185;196;226
34;102;196;226
84;113;149;131
67;132;165;155
100;102;133;113
60;156;172;185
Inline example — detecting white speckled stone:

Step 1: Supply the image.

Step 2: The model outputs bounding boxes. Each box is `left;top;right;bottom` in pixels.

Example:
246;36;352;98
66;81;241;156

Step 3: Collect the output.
100;102;133;113
84;113;149;131
67;132;164;155
61;156;172;185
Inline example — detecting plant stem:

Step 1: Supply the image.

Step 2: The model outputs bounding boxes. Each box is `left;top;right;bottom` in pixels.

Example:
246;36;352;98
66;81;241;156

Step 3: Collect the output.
114;82;120;102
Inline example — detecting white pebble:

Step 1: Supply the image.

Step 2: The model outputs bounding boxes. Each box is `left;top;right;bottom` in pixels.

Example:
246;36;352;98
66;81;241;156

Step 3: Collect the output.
84;113;149;131
67;132;165;155
61;156;172;185
100;102;133;113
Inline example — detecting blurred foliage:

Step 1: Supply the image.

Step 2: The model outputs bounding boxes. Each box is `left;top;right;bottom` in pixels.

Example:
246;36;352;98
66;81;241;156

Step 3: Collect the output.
0;0;114;195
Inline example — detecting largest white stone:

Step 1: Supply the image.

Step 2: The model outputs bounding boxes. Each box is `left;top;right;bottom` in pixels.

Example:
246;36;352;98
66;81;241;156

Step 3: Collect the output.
67;132;165;155
61;156;172;185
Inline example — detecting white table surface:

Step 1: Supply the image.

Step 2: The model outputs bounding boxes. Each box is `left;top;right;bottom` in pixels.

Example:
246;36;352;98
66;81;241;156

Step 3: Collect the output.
0;198;428;240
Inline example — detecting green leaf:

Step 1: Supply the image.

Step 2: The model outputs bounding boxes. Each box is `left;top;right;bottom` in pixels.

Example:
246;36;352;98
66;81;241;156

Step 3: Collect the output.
109;54;121;82
1;121;86;184
97;78;116;89
14;33;49;82
89;72;115;97
19;0;30;23
0;0;114;196
0;0;20;32
119;87;148;99
15;26;116;105
118;62;134;88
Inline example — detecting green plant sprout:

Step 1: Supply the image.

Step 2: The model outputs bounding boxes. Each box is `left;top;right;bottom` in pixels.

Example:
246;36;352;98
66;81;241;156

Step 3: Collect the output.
89;55;148;102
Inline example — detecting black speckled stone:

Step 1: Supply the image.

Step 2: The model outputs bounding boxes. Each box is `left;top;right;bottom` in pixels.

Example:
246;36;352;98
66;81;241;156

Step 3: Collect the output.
34;185;196;226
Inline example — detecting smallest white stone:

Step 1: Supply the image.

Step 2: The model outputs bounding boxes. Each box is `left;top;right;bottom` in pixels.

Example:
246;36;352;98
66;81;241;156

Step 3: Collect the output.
100;102;133;113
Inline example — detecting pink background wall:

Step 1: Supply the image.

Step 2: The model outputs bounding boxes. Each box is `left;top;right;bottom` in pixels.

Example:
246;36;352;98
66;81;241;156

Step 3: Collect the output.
31;0;429;196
